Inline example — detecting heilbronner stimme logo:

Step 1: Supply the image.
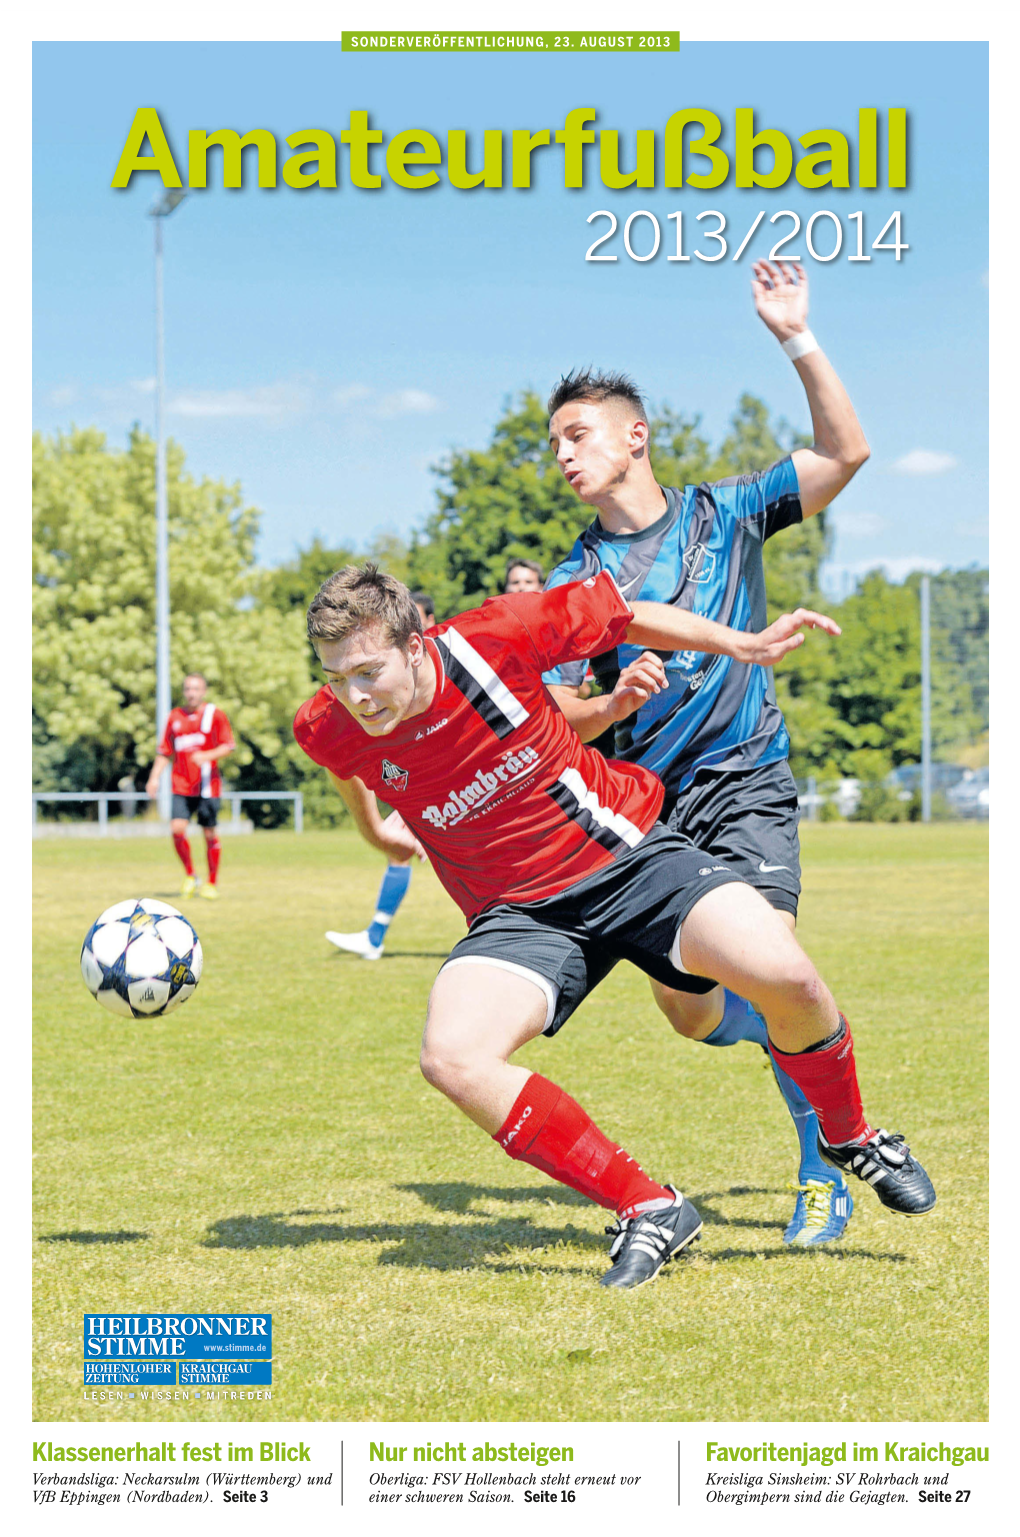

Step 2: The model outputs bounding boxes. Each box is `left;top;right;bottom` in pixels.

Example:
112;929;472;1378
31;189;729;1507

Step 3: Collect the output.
84;1314;272;1388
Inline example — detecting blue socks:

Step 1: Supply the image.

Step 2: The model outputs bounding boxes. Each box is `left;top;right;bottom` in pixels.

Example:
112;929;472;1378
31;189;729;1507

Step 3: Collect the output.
702;990;769;1049
367;864;412;948
702;990;844;1187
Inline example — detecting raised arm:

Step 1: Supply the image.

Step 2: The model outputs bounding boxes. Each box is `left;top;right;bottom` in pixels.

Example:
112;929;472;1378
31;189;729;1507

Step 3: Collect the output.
751;260;870;519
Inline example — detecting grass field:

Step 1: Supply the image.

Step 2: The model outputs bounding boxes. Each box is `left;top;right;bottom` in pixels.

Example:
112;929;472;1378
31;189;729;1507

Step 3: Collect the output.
33;821;987;1424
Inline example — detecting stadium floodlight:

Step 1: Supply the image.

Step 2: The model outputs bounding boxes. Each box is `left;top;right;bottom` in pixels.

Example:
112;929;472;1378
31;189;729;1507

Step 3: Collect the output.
148;189;188;821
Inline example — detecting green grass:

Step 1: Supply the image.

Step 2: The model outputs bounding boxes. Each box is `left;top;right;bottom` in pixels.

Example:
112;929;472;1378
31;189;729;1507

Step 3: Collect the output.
34;822;987;1423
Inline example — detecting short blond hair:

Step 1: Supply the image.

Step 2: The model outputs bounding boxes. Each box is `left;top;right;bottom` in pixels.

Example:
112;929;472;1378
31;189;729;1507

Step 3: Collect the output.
306;563;423;651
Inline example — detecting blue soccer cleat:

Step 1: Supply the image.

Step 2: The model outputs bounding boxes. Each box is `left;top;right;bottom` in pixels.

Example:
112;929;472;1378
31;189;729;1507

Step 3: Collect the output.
783;1178;853;1245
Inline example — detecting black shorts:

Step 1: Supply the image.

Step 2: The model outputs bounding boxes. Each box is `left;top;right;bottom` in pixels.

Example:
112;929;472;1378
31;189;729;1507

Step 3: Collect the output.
441;826;743;1036
171;795;220;828
662;759;801;917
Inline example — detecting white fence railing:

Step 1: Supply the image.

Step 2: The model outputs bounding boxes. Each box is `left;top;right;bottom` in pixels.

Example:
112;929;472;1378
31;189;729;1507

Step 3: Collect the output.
32;791;303;836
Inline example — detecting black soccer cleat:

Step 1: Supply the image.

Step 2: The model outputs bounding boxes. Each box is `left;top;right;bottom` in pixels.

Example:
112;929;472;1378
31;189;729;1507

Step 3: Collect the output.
818;1128;936;1215
598;1186;702;1289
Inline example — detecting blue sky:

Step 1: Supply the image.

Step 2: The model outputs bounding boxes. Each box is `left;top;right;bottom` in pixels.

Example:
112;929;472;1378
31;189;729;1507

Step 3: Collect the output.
33;41;988;592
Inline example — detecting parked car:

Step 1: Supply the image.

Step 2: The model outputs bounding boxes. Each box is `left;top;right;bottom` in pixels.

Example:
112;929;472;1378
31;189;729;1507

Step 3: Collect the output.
945;767;989;819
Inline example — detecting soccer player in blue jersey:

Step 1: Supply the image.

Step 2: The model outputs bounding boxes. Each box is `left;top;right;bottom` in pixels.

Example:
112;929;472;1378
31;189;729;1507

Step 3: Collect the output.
544;261;870;1245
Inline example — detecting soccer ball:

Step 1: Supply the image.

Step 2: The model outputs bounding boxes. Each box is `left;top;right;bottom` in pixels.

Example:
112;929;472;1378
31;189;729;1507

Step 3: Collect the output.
80;899;203;1019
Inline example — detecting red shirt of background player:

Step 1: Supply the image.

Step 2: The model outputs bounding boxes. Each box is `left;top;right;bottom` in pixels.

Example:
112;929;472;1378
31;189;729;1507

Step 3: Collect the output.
294;573;665;924
158;703;235;798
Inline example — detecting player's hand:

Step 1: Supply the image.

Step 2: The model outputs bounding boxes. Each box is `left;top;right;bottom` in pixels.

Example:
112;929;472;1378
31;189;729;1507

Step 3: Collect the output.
379;808;427;865
741;609;841;666
144;776;159;798
751;260;809;343
190;750;212;766
607;652;668;721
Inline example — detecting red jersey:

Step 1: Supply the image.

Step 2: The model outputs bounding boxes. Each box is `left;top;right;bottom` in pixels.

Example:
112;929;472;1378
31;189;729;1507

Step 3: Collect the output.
293;574;665;924
159;704;234;798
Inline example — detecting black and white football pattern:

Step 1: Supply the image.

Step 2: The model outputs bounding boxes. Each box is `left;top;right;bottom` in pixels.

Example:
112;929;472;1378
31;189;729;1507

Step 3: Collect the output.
80;899;203;1018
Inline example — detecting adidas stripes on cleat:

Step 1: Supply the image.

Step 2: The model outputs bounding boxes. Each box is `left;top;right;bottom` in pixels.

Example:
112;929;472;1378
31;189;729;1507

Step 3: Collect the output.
599;1186;702;1289
818;1128;936;1215
783;1179;853;1245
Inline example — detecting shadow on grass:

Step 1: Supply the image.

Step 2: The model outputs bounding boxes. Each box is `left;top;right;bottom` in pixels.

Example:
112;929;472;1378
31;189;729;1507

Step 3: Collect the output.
398;1182;588;1212
38;1230;149;1245
201;1208;606;1273
327;951;452;962
200;1187;909;1271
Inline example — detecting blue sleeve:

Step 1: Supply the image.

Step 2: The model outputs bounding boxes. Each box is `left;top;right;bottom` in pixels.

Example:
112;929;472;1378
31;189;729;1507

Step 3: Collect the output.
709;456;803;541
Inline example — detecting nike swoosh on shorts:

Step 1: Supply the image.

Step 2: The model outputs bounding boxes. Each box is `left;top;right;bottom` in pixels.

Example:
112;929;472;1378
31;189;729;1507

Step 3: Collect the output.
758;860;790;873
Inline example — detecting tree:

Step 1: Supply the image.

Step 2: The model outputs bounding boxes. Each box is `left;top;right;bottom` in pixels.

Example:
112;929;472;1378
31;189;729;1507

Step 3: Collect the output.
33;428;313;813
408;392;587;614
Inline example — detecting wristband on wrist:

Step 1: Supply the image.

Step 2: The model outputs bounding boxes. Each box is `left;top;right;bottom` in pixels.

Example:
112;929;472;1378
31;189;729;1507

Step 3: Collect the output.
781;329;819;361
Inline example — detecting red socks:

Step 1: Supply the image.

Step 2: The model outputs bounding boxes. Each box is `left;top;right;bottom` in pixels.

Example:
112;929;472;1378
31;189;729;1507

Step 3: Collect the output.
769;1015;872;1147
203;832;221;886
172;832;194;875
493;1073;673;1218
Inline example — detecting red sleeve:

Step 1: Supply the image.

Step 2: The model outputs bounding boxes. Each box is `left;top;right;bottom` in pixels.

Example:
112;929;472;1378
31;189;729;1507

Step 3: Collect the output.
158;713;175;758
497;571;632;672
294;690;353;776
213;709;235;750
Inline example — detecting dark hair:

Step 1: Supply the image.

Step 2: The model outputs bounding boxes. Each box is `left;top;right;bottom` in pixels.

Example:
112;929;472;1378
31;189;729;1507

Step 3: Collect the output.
307;563;423;651
410;590;435;623
503;557;545;585
547;367;649;424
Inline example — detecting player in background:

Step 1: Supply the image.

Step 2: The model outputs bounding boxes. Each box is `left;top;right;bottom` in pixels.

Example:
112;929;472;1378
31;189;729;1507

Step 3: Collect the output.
503;558;544;594
295;565;934;1290
543;261;867;1244
146;672;235;901
325;592;432;960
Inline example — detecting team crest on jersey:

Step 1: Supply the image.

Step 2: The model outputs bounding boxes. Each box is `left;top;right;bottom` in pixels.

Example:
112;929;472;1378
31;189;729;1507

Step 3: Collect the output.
682;543;716;584
381;759;409;793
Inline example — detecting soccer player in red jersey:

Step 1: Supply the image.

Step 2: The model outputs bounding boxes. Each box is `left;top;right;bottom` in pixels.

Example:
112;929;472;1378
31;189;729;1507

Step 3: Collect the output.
325;593;433;960
294;566;935;1288
146;673;235;901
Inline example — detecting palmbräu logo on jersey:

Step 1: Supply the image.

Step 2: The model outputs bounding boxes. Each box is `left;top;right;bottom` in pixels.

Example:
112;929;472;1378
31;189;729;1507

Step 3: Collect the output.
381;759;409;792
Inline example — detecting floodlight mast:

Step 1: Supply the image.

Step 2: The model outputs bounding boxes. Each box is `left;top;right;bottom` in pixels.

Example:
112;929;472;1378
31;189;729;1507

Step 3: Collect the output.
149;189;187;821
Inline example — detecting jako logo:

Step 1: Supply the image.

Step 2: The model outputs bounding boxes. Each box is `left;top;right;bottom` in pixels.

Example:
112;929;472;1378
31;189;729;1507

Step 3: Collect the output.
414;717;449;741
501;1104;532;1147
421;746;540;829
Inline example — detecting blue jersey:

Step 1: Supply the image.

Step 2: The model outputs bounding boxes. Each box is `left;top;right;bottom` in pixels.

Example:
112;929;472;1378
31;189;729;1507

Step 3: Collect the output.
543;458;803;801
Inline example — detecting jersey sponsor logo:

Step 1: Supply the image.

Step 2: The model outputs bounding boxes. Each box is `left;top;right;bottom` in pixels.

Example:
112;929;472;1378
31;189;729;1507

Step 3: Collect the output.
687;669;708;692
381;758;409;793
173;732;207;752
414;717;450;741
757;860;790;873
682;543;716;584
420;746;541;830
